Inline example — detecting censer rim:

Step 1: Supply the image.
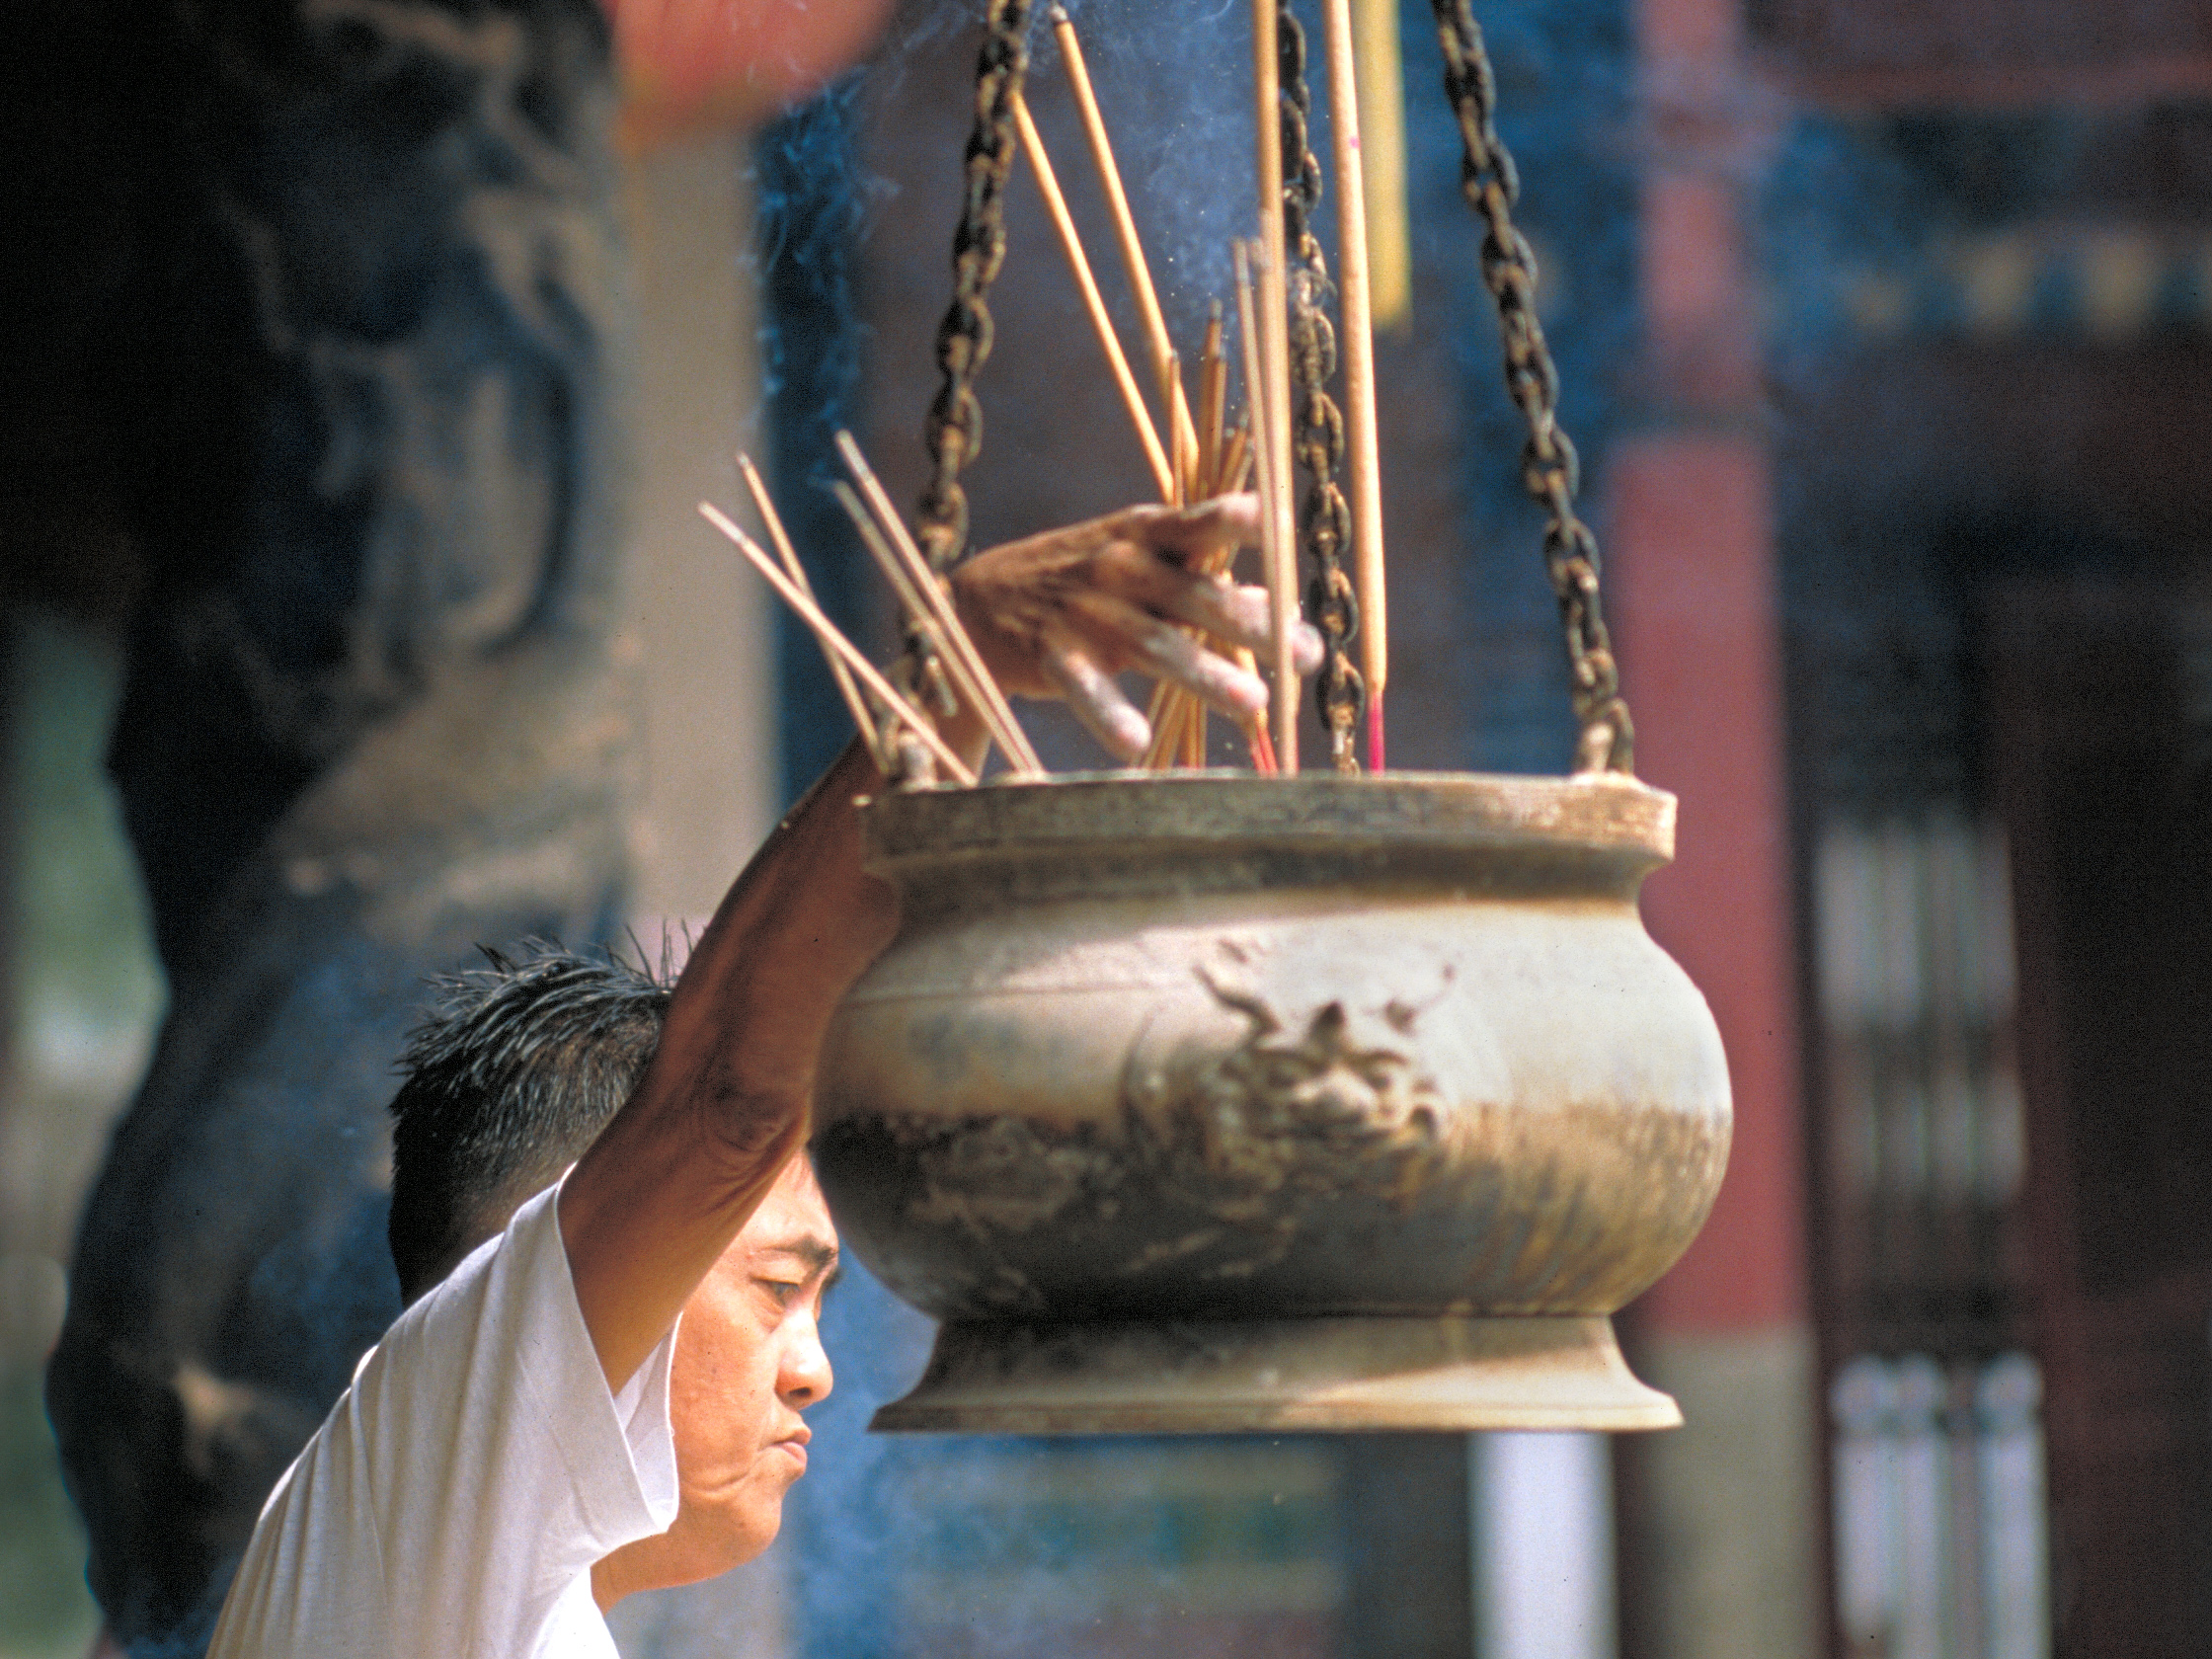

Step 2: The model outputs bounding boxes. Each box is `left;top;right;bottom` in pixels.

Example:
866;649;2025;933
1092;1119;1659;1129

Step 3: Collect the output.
858;767;1676;869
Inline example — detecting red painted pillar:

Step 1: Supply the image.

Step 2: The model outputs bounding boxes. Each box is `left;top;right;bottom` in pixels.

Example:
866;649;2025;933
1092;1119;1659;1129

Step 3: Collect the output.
1606;1;1820;1655
1614;436;1805;1338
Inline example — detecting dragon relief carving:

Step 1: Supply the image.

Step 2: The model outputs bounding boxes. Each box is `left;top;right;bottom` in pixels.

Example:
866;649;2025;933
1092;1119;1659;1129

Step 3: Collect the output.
1117;966;1452;1275
892;958;1455;1296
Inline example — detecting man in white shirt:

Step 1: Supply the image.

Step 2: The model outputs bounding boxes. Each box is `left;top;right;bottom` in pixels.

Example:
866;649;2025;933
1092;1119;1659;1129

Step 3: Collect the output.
203;496;1319;1656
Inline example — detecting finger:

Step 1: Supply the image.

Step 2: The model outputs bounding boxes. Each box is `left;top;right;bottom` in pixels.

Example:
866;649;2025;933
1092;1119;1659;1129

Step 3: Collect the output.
1085;540;1269;633
1157;580;1325;675
1064;592;1269;719
1118;493;1260;563
1087;542;1234;617
1160;576;1269;645
1040;634;1150;761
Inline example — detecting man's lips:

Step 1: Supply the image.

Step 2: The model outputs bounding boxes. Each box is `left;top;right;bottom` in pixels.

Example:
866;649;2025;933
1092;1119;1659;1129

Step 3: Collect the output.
772;1427;812;1469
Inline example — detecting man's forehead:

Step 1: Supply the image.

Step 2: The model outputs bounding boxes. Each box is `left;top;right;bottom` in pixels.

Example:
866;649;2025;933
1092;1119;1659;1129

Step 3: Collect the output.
739;1160;838;1262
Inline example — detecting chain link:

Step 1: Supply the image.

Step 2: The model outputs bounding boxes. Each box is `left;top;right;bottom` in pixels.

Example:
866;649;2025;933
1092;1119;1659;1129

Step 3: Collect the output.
915;0;1033;573
896;0;1034;781
1277;2;1364;771
1428;0;1633;774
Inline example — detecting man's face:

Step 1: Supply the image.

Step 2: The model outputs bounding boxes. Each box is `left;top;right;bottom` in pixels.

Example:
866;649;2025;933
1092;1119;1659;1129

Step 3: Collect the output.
593;1158;837;1601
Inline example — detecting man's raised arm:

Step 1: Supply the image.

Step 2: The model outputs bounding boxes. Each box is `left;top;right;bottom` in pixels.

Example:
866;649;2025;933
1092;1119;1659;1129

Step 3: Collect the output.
555;731;897;1390
555;496;1315;1389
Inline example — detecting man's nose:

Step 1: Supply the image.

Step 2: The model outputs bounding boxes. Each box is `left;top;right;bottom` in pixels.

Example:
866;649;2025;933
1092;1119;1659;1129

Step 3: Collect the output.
780;1314;833;1407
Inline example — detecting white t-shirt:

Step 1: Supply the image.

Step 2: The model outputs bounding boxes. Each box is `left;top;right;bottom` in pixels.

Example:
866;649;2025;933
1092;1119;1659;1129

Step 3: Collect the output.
207;1177;680;1659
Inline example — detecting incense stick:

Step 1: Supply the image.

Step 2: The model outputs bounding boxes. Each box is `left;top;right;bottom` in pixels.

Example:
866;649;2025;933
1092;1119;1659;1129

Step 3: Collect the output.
1237;648;1279;772
831;482;969;714
830;485;1038;781
1011;93;1176;504
1220;421;1253;496
832;434;1041;775
1198;304;1227;497
1352;0;1411;331
1163;348;1198;503
1248;0;1300;772
1139;678;1178;767
1044;4;1279;771
737;453;886;769
1138;409;1276;771
1052;7;1197;486
832;432;1047;777
1260;290;1296;770
1236;240;1301;775
1319;0;1387;768
699;503;979;787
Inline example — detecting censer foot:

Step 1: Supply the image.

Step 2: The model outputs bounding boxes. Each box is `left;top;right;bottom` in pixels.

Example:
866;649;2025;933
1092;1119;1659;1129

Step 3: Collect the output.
870;1314;1681;1435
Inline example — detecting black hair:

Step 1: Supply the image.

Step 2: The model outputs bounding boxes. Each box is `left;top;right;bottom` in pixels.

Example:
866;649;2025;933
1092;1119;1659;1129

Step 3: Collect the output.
386;942;670;1303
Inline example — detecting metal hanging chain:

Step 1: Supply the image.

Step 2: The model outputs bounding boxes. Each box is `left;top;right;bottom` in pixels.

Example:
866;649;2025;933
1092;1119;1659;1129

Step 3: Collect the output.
916;0;1034;576
1276;1;1364;772
896;0;1034;780
1428;0;1634;774
915;0;1035;576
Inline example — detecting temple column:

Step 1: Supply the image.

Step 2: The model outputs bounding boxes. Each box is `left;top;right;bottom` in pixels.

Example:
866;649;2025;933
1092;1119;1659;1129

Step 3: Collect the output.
1608;0;1821;1654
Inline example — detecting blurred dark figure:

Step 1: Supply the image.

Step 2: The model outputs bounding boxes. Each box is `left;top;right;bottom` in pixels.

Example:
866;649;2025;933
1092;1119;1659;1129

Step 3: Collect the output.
9;3;636;1650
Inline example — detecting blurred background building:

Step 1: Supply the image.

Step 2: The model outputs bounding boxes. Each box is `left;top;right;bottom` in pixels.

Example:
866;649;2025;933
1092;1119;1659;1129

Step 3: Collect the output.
5;0;2209;1654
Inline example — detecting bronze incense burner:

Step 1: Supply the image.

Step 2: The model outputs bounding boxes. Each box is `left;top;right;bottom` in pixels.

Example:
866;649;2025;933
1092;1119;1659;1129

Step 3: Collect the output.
726;0;1742;1436
813;771;1729;1432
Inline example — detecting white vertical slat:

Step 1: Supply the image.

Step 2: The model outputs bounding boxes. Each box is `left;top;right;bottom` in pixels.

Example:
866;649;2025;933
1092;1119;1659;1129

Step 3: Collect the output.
1469;1433;1616;1659
1832;1358;1903;1653
1894;1356;1953;1659
1977;1355;2050;1659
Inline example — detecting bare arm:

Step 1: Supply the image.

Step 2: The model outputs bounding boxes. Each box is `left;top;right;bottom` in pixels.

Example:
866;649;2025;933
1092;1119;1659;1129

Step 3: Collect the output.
556;734;899;1390
555;494;1315;1390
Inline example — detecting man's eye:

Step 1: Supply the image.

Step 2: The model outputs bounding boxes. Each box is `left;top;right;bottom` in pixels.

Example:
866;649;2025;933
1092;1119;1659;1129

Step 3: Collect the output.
760;1279;804;1304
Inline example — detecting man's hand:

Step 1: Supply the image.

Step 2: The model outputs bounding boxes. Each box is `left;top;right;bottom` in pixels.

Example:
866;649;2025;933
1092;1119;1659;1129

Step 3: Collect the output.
952;494;1323;760
561;493;1321;1391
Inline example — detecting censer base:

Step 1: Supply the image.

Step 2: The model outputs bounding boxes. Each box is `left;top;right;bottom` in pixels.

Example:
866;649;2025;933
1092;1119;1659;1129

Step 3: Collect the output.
871;1314;1681;1435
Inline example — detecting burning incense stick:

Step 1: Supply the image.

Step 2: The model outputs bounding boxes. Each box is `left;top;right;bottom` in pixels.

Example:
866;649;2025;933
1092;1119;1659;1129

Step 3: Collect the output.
1051;7;1198;494
832;432;1047;777
738;453;886;769
1236;240;1301;774
1319;0;1387;768
1011;93;1176;504
699;503;979;787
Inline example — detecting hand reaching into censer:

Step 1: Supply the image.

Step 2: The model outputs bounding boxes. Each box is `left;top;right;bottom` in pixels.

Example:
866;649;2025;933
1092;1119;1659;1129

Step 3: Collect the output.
949;494;1322;763
705;441;1319;783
